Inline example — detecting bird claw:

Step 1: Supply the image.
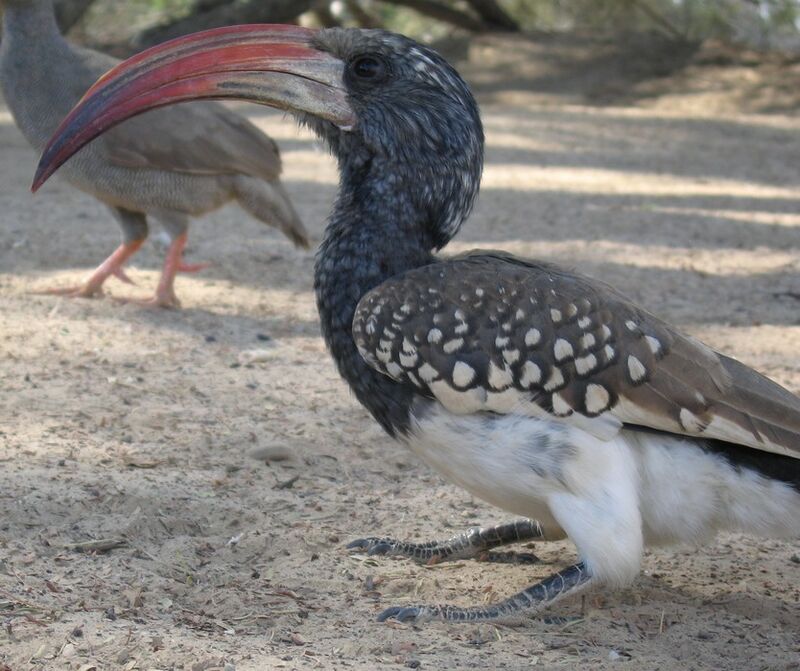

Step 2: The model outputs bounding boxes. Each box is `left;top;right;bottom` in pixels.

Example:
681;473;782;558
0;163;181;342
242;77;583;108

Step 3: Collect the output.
348;535;539;564
377;605;435;624
367;543;394;556
112;267;136;285
112;292;181;309
177;261;211;274
31;284;103;299
542;615;583;625
346;537;392;554
476;551;541;565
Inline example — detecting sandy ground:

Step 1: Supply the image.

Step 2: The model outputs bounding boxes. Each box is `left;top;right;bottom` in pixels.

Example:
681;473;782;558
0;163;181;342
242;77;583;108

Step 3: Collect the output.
1;37;799;671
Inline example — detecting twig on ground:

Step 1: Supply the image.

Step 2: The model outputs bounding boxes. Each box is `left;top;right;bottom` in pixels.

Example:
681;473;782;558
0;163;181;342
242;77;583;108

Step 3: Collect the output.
64;538;127;553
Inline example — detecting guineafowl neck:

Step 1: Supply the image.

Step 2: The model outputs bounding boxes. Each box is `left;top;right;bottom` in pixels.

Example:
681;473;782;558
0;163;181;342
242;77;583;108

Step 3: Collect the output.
2;1;61;40
0;0;81;150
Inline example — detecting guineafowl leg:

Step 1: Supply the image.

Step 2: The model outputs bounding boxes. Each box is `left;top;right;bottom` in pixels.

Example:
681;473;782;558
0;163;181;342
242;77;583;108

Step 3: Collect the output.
377;562;593;624
33;207;146;298
348;519;544;564
118;212;208;308
119;230;194;308
154;212;210;274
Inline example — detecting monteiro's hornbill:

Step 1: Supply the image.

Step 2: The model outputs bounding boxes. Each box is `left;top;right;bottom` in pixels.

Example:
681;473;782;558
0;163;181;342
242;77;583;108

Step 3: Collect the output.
1;0;308;307
33;25;800;623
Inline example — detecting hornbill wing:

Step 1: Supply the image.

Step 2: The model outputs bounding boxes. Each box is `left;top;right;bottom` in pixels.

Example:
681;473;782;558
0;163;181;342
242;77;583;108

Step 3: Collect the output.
101;101;282;181
353;251;800;458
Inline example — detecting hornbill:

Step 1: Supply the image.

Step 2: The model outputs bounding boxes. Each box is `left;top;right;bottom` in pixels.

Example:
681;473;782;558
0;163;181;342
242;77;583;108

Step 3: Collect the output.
33;25;800;623
0;0;308;307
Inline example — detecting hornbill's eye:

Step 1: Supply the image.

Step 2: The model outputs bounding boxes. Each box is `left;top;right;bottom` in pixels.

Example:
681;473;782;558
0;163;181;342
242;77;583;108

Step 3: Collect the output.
350;55;387;82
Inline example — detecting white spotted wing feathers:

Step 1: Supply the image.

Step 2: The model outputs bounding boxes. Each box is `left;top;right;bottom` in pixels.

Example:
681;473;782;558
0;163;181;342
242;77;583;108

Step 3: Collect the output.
352;252;800;458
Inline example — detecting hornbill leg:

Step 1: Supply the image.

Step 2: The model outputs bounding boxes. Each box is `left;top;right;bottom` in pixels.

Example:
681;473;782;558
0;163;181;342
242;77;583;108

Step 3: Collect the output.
32;238;145;298
377;562;592;625
348;519;544;564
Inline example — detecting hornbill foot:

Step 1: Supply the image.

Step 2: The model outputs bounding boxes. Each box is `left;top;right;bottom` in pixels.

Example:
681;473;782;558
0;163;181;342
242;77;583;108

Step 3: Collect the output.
347;519;544;564
377;605;438;624
475;550;540;564
376;563;592;625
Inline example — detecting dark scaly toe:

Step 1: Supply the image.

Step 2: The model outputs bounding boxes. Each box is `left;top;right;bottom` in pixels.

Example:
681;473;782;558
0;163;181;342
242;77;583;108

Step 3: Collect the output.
376;606;405;622
543;615;583;625
346;537;379;550
346;537;395;555
367;542;395;556
511;552;541;564
477;550;541;564
377;605;430;623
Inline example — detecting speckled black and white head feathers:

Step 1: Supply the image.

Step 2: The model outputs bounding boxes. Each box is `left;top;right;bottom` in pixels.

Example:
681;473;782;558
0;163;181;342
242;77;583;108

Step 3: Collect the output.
309;28;484;251
310;30;484;435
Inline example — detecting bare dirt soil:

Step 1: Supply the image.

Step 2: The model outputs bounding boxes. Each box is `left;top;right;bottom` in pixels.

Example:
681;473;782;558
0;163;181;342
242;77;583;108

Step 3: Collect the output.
1;35;799;671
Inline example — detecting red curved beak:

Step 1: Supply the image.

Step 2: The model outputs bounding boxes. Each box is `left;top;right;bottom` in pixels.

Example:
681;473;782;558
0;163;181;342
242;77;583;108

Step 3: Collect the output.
32;24;354;192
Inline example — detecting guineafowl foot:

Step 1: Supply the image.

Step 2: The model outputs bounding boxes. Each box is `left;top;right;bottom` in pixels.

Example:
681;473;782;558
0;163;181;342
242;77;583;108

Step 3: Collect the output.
113;274;181;308
114;231;202;308
140;230;203;307
31;240;144;299
113;267;137;285
177;261;211;273
114;290;181;309
376;562;592;625
348;519;543;565
34;283;106;299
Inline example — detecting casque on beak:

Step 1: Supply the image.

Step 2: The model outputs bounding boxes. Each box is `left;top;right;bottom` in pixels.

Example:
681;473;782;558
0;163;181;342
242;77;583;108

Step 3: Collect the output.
32;24;354;191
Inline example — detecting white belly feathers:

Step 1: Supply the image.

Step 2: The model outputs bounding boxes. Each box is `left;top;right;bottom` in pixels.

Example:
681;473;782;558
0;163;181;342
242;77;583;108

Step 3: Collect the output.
403;400;800;586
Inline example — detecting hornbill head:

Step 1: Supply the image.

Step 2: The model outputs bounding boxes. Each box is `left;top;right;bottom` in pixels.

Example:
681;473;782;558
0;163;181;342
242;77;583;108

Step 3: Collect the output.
33;25;484;250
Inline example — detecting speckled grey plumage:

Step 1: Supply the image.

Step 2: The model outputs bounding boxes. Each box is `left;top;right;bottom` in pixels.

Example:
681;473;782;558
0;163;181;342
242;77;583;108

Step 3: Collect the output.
302;28;799;623
308;28;800;474
0;0;307;247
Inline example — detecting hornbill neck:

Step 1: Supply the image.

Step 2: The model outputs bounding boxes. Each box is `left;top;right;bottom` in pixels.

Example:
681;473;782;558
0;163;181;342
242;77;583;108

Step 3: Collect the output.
312;71;483;435
314;152;438;436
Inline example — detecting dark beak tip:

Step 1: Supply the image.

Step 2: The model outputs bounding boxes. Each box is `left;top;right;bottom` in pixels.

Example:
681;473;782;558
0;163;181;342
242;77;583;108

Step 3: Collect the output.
31;163;49;193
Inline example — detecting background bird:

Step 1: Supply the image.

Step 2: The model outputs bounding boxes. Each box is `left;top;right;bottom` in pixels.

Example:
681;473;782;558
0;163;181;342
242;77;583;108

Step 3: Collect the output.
0;0;308;307
35;25;800;623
